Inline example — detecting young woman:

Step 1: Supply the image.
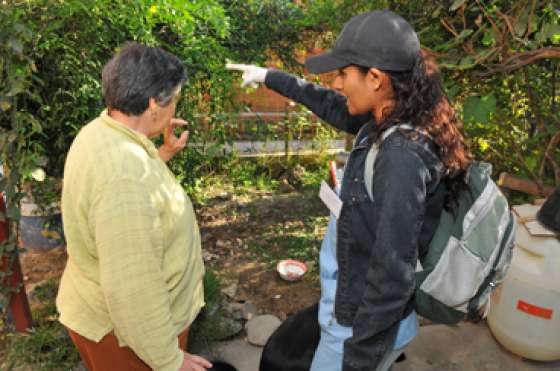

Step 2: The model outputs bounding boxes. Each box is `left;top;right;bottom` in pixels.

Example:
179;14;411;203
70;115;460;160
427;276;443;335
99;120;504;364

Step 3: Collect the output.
228;9;471;371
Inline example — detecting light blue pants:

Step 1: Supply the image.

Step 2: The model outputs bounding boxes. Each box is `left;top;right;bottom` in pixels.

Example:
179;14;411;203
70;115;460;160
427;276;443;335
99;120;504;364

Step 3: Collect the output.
310;332;405;371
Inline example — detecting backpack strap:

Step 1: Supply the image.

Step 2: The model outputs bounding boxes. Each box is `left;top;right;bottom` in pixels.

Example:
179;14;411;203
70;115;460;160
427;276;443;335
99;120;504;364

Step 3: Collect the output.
364;124;425;201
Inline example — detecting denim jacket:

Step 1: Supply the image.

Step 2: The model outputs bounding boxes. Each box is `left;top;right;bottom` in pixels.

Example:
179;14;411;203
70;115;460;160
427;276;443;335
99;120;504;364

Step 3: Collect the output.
265;70;447;371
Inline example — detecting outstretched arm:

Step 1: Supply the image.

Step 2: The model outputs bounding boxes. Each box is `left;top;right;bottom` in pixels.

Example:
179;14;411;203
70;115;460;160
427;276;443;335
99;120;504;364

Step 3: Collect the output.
226;64;371;134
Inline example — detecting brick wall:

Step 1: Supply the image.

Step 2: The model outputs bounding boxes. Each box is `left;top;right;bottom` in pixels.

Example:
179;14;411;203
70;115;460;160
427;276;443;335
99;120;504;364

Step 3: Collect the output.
224;48;345;141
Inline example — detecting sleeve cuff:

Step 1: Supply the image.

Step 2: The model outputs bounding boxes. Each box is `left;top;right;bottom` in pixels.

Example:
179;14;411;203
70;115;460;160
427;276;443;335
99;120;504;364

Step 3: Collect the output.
155;348;183;371
264;68;290;91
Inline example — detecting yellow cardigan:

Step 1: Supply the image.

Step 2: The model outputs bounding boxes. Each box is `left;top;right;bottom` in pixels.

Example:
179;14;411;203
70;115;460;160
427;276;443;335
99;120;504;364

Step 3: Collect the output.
57;110;205;371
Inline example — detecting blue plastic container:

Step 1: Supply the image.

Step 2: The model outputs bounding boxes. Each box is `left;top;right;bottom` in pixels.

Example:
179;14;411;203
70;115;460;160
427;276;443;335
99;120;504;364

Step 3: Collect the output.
19;202;65;251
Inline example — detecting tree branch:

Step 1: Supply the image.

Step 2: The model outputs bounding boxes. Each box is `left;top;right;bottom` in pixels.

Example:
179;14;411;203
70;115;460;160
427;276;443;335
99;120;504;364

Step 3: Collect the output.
474;0;506;53
523;68;545;133
545;152;560;186
526;0;538;40
552;61;558;120
440;18;459;37
479;48;560;76
539;130;560;179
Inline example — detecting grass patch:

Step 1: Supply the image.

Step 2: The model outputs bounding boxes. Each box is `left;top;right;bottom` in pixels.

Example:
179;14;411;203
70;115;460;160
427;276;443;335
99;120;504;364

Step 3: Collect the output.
4;272;232;369
187;269;237;353
4;279;80;371
248;214;329;271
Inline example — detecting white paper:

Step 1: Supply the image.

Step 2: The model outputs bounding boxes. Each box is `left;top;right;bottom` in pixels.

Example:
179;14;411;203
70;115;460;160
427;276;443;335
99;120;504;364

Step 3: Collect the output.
319;180;343;218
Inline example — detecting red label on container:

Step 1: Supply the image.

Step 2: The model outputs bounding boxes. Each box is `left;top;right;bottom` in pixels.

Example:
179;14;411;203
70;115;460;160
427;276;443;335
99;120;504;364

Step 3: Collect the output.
517;300;553;319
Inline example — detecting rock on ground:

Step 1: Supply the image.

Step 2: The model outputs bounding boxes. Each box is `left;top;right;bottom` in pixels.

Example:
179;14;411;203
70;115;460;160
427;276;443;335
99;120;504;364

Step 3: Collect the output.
204;339;263;371
245;314;281;347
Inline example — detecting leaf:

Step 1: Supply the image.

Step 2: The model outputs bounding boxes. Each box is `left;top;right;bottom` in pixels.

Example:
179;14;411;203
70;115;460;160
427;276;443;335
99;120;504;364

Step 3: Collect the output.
450;0;468;11
482;31;495;46
541;23;560;42
456;29;474;41
463;94;497;124
7;37;23;55
31;168;46;182
445;83;461;99
0;100;11;111
459;56;475;69
514;8;529;37
524;155;538;172
477;138;490;152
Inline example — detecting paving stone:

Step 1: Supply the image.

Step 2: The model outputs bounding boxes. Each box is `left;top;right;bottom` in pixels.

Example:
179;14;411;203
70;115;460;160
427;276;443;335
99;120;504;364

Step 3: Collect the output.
242;301;258;321
204;339;262;371
393;321;560;371
246;314;281;346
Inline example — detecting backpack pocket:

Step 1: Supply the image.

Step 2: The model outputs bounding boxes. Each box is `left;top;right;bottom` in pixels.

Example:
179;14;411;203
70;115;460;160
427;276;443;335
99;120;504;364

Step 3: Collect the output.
419;236;490;311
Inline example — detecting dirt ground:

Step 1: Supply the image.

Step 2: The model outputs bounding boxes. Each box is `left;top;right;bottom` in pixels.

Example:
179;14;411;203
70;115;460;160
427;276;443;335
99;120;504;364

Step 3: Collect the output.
18;185;325;318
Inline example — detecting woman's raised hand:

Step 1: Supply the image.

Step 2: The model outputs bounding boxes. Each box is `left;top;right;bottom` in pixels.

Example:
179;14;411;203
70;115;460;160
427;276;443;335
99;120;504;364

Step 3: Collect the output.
226;63;268;88
158;118;189;162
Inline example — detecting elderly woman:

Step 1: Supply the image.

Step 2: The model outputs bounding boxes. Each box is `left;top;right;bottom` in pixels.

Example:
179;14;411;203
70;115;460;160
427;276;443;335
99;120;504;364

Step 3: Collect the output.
56;43;212;371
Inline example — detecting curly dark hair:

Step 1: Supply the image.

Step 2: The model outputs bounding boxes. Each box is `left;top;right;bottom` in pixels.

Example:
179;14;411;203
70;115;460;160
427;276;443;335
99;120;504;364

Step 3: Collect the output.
361;50;472;209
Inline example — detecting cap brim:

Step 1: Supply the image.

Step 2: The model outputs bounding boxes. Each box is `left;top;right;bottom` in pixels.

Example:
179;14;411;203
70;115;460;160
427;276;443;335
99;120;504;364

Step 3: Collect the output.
305;51;349;74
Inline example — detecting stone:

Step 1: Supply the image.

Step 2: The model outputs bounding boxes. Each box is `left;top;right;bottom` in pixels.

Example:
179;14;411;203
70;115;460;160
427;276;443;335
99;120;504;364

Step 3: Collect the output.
31;265;50;273
213;316;243;341
278;178;295;193
292;164;306;181
202;251;219;262
203;339;263;371
215;192;230;201
225;302;244;321
216;239;232;249
242;301;258;321
245;314;282;347
221;282;238;299
72;362;87;371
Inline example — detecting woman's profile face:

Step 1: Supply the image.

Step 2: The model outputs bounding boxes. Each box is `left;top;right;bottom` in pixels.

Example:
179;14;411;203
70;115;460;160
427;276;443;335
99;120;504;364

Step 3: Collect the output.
332;66;374;115
149;89;181;137
332;65;393;118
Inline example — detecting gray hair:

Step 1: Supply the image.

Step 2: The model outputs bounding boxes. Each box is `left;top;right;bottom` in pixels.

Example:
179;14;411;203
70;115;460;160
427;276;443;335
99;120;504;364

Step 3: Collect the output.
102;43;186;115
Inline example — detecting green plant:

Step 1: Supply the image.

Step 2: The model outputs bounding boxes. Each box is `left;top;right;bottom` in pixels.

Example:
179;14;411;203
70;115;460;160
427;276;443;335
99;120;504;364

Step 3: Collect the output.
301;0;560;190
5;279;80;370
0;1;44;321
21;170;62;216
0;0;232;326
187;269;236;352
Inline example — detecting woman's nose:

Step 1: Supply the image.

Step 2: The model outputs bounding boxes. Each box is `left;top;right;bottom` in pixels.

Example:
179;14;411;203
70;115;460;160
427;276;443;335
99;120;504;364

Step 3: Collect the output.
332;75;343;93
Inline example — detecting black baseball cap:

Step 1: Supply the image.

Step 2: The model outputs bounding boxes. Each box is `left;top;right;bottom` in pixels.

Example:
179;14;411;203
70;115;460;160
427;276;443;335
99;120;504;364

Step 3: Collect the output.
305;10;420;74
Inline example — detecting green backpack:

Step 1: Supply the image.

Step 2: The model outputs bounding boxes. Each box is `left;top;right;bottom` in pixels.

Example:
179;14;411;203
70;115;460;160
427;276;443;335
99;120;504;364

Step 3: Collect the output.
364;125;516;325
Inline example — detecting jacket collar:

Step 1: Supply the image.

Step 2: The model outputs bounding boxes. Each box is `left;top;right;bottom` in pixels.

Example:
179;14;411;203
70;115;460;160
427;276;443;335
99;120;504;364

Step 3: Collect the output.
98;110;159;158
354;120;377;149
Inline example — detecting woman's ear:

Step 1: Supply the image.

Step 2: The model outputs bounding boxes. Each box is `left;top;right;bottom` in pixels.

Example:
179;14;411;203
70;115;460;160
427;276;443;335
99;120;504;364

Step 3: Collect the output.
367;68;383;91
147;97;159;120
148;97;158;111
368;68;393;97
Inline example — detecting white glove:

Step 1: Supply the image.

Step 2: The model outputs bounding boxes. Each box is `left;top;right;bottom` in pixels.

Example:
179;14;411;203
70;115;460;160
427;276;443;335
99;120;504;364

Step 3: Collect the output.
225;63;268;88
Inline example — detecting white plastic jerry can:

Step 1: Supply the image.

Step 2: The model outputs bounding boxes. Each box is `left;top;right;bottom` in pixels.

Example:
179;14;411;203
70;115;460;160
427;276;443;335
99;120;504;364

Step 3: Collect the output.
487;204;560;361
